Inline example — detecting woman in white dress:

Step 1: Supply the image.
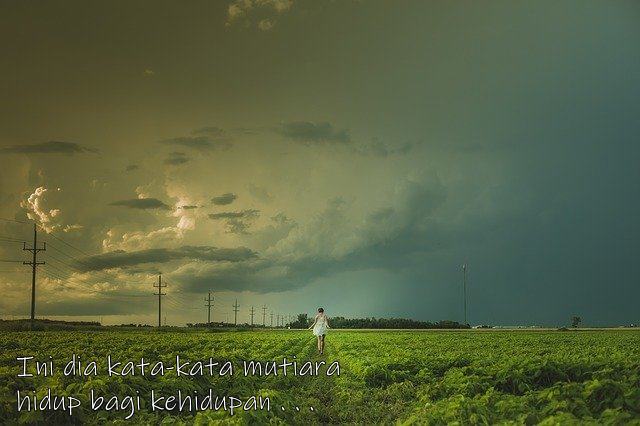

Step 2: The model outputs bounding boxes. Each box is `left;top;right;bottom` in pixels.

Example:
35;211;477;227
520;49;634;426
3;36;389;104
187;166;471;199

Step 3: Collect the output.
308;307;330;355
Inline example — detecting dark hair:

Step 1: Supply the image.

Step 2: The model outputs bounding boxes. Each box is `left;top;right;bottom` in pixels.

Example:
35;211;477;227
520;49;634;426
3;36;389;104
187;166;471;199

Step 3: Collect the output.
317;307;324;313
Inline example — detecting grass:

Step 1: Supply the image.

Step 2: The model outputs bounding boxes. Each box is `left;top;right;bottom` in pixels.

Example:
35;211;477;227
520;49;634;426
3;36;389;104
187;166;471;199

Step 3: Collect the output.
1;329;639;424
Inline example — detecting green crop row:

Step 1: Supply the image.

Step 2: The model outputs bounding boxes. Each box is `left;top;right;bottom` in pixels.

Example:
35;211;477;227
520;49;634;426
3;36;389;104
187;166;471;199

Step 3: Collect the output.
0;330;638;424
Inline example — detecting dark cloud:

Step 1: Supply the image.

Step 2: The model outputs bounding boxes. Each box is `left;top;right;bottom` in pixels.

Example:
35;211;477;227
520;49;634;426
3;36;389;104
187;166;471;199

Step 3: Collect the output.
177;180;448;293
158;136;232;151
232;127;260;135
76;245;257;272
125;164;139;172
357;139;413;157
209;209;260;234
0;141;98;155
247;183;273;203
164;152;190;165
178;205;198;210
191;126;226;137
209;209;258;219
211;192;237;205
271;212;291;225
109;198;171;210
279;121;350;144
225;219;252;234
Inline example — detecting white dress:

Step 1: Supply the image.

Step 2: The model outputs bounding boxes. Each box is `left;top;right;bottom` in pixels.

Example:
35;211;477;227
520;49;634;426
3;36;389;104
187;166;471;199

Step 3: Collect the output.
313;314;328;336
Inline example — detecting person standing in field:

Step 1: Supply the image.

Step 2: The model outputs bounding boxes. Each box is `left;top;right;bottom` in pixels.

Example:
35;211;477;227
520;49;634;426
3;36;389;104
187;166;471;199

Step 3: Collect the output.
308;307;330;355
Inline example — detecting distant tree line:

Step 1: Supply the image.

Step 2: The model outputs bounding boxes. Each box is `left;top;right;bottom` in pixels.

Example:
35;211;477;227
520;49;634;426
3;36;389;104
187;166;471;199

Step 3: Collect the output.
287;314;469;329
186;322;255;328
0;319;102;331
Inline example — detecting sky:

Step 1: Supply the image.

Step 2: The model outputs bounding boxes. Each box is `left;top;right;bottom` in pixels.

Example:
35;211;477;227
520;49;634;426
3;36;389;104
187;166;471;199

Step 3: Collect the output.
0;0;638;326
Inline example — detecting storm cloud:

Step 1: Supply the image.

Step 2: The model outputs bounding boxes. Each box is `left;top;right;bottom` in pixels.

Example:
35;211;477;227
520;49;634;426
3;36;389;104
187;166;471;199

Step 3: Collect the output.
211;193;238;205
279;121;350;144
164;152;190;166
159;136;232;151
191;126;226;137
176;180;449;293
209;210;259;219
76;245;257;272
209;209;260;234
109;198;171;210
0;141;98;155
1;1;638;326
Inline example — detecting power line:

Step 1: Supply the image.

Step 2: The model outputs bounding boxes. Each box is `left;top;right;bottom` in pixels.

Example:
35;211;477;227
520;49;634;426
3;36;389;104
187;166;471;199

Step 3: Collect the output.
43;240;149;292
0;217;27;224
165;296;199;310
41;229;93;257
41;227;133;285
44;242;120;284
0;241;25;246
0;234;26;242
42;263;113;291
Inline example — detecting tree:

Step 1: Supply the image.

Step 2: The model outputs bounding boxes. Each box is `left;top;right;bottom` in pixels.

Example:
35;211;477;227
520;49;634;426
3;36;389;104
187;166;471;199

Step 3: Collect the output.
571;316;582;328
288;313;309;329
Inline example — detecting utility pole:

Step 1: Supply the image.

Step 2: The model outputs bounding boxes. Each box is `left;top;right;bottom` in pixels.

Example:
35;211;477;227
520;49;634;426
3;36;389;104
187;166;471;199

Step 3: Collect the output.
262;305;267;326
153;274;166;327
23;223;45;321
270;312;274;328
462;263;468;325
204;291;214;324
250;306;255;326
233;299;239;325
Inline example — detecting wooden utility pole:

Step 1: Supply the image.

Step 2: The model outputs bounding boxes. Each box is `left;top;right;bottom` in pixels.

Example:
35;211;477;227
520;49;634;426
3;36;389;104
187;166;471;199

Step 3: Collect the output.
23;223;45;321
262;305;267;326
204;291;214;324
153;274;166;327
233;299;239;325
462;263;468;325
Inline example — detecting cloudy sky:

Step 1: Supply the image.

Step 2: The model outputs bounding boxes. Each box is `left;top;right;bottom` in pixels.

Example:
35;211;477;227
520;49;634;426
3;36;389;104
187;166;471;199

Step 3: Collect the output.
0;1;638;326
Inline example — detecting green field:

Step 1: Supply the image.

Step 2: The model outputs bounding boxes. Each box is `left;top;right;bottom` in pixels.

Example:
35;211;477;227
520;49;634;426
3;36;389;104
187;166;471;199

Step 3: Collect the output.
1;329;639;424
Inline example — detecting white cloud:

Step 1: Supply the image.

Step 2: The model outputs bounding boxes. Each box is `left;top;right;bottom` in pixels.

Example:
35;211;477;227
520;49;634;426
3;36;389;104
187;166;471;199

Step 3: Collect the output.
21;186;64;233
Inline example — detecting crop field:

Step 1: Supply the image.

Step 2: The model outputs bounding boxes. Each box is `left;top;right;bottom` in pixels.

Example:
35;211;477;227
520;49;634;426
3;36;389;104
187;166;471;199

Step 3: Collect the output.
1;329;639;424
